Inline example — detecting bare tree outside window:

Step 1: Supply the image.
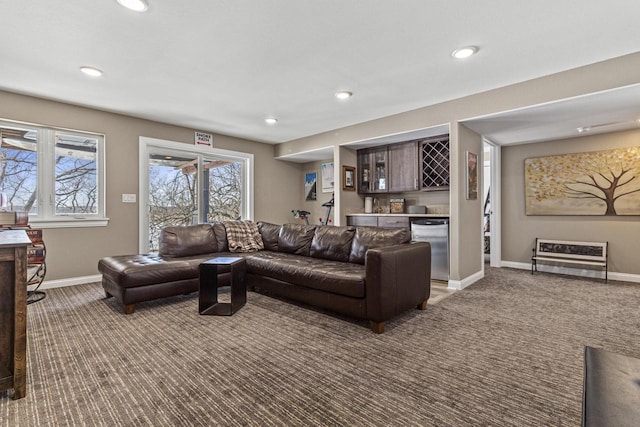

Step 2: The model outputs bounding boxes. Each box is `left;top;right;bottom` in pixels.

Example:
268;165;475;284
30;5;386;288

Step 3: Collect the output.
147;156;243;252
1;120;106;224
148;156;198;252
55;133;98;214
205;160;242;222
0;126;38;212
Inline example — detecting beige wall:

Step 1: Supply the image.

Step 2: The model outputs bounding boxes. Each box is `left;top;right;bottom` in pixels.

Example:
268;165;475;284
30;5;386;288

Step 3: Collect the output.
337;147;361;225
456;124;484;279
502;129;640;275
274;52;640;283
299;159;335;225
297;150;365;227
0;90;300;281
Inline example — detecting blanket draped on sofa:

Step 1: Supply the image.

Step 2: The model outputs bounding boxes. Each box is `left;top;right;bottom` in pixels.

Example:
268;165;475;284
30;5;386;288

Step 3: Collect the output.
223;220;264;253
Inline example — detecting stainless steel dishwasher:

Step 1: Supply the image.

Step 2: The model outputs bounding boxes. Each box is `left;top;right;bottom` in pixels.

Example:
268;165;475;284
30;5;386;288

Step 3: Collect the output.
411;219;449;281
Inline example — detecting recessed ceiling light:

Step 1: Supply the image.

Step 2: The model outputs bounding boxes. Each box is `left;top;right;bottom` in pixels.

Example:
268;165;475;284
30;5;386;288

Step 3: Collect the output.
577;126;591;133
116;0;149;12
264;117;278;125
451;46;478;59
80;66;103;77
335;91;353;100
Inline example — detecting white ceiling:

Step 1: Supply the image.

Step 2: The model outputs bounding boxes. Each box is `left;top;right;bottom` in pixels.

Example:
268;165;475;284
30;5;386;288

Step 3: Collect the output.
462;84;640;145
1;1;640;145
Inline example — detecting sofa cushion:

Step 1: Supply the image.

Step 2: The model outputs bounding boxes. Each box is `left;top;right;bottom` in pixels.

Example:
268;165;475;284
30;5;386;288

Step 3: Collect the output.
310;225;356;262
257;221;281;251
278;224;316;256
246;252;365;298
349;226;411;264
211;222;229;252
159;224;218;258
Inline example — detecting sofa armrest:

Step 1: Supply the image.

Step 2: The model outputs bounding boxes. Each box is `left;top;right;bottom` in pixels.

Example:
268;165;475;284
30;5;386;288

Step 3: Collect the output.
365;242;431;322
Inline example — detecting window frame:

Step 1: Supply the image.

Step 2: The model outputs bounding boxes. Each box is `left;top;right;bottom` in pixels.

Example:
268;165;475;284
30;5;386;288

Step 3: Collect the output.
139;136;254;253
0;118;108;228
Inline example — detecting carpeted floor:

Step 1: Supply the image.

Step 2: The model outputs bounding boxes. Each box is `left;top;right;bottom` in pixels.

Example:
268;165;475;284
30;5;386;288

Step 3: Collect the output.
2;268;639;426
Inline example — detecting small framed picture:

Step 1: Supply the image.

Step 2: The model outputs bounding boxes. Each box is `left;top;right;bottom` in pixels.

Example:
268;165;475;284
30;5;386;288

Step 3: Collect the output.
321;162;334;193
342;165;355;191
466;151;478;200
305;172;317;201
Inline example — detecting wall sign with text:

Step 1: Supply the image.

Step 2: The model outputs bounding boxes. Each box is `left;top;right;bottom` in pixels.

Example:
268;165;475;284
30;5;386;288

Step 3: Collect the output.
195;132;213;148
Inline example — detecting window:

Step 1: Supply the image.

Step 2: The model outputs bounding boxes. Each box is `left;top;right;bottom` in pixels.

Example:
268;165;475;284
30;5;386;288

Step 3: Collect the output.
140;137;253;252
0;119;107;227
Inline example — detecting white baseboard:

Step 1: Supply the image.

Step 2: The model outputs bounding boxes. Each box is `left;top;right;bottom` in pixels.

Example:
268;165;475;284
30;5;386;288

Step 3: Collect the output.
447;270;485;290
28;274;101;291
500;261;640;284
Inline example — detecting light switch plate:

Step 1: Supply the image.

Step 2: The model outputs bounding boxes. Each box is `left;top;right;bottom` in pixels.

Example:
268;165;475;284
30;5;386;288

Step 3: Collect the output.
122;194;137;203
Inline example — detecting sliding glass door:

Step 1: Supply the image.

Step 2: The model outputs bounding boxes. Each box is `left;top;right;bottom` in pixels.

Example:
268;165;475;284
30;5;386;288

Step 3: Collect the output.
203;158;243;223
147;153;199;252
140;138;253;253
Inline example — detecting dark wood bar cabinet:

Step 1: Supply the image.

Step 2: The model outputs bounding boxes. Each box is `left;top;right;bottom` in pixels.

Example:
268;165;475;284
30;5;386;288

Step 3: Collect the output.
0;230;30;400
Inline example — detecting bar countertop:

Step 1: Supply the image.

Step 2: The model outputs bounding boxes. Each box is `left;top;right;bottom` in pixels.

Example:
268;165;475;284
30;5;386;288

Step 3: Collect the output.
346;213;449;218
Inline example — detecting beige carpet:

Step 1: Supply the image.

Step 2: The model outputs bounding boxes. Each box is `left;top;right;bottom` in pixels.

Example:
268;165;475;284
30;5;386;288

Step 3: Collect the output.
2;268;639;426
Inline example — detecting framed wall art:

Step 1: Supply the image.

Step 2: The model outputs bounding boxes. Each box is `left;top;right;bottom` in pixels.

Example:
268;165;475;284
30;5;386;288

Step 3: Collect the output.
305;172;317;201
342;165;355;191
466;151;478;200
525;146;640;215
321;162;334;193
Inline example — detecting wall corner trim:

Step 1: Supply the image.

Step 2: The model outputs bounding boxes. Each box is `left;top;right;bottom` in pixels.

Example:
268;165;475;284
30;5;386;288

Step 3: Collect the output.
447;270;484;290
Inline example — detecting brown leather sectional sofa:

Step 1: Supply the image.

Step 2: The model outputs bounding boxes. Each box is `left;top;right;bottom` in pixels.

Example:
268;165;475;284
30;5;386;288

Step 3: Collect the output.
98;221;431;333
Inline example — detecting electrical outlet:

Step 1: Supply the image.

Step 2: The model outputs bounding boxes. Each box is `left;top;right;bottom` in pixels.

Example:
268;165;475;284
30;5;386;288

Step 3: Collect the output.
122;194;137;203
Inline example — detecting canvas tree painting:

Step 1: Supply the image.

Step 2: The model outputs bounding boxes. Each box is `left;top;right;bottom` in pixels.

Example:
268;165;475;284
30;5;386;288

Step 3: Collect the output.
525;146;640;215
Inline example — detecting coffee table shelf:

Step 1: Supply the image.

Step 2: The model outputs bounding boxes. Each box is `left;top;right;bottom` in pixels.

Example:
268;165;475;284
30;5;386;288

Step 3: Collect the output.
199;257;247;316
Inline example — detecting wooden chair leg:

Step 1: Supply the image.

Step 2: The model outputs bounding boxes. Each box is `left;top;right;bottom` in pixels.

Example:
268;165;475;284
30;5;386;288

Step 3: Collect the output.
370;321;385;334
417;300;428;310
124;303;136;315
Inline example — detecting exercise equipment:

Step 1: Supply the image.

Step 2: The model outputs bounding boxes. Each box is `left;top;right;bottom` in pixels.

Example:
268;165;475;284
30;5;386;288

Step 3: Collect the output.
291;210;310;225
320;193;334;226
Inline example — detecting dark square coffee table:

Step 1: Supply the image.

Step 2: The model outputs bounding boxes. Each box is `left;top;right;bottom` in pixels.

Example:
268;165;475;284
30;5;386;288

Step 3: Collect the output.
199;257;247;316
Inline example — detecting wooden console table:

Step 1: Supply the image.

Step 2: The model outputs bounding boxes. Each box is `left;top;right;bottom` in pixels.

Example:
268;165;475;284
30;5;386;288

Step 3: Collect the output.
0;230;30;400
